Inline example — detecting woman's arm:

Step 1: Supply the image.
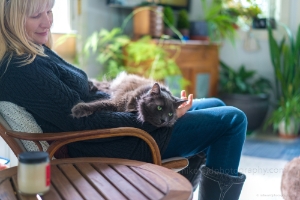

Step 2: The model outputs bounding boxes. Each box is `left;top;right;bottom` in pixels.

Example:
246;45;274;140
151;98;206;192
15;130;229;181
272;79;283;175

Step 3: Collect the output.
0;60;159;134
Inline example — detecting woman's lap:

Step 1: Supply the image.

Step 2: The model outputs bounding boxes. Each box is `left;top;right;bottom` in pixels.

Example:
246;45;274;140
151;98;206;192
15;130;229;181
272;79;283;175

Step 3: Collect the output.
162;98;247;175
68;98;247;175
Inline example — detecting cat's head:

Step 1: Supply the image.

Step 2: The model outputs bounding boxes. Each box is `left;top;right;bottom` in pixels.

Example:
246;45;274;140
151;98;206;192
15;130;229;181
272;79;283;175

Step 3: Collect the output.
137;83;187;127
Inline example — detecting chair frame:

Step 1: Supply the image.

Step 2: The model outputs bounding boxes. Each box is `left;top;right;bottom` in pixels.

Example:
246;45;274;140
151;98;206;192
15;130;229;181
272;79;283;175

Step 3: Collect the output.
0;122;188;170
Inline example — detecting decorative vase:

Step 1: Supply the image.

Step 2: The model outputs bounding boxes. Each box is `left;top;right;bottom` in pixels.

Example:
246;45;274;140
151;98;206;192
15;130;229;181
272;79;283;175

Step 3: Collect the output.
278;118;300;139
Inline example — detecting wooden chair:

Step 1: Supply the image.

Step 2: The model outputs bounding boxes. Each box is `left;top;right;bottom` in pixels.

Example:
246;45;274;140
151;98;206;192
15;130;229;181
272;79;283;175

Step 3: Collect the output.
0;113;188;171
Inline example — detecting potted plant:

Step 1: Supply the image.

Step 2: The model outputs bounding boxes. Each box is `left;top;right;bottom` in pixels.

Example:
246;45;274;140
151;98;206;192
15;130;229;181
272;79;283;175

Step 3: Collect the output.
191;0;237;44
221;7;241;29
177;9;190;39
243;2;262;18
264;95;300;138
163;6;175;37
266;23;300;138
241;1;276;29
218;61;272;133
83;27;186;93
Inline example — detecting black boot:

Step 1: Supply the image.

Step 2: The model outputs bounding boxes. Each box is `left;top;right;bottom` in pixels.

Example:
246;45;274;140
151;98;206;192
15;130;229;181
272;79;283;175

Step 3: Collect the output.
179;152;206;191
199;166;246;200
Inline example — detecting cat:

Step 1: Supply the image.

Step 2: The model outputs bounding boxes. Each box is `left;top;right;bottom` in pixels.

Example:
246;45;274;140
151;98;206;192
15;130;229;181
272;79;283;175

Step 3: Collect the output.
88;78;110;94
72;72;187;127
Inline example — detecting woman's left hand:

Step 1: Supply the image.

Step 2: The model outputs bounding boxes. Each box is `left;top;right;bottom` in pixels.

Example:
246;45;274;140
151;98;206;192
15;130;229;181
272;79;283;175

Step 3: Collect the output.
176;90;193;118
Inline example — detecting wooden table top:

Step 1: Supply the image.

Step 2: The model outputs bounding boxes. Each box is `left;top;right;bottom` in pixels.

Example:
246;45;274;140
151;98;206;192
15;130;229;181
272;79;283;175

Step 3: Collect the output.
0;157;193;200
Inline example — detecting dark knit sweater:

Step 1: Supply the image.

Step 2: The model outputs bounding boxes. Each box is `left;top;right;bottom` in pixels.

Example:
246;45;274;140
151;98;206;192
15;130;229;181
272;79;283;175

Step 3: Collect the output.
0;46;172;162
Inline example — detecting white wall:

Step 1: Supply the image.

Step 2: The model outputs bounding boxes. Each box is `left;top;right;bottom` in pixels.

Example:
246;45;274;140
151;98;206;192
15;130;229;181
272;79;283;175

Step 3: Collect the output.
75;0;132;78
0;137;18;167
77;0;300;80
76;0;300;84
188;0;297;88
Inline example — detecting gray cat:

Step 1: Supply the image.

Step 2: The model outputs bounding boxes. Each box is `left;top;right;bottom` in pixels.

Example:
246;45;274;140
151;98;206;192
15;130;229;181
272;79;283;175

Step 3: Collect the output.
72;72;186;127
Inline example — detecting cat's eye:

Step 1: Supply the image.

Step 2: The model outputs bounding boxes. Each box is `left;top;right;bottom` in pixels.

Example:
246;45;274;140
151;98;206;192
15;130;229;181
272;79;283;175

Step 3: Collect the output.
157;106;162;111
168;113;173;116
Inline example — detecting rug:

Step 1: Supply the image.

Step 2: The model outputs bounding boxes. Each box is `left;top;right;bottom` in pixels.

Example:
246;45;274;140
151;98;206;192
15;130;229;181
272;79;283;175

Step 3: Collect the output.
242;138;300;161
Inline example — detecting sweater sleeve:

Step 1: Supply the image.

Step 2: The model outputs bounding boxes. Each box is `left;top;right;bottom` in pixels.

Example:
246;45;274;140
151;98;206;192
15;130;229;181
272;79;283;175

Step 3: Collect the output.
1;60;160;134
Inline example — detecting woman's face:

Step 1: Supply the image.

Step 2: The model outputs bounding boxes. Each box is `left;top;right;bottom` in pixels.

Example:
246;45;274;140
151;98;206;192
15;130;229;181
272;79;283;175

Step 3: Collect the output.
25;9;53;45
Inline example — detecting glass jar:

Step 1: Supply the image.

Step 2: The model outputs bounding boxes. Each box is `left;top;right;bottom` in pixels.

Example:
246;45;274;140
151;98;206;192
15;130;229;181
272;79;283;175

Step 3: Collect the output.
17;152;50;195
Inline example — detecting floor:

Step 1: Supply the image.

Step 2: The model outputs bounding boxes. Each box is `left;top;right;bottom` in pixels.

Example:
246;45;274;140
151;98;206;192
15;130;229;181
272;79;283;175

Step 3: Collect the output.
192;129;295;200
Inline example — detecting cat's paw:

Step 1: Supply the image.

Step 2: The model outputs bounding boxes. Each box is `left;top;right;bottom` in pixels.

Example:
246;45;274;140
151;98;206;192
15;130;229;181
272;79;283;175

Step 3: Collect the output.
71;103;94;118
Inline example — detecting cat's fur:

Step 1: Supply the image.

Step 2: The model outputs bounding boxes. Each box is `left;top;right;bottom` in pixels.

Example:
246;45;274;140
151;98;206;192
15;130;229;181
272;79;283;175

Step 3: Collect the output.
72;72;186;127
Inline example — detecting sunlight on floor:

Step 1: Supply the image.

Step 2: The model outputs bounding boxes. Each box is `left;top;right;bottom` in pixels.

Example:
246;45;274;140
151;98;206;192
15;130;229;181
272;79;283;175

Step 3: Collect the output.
239;155;288;200
192;155;288;200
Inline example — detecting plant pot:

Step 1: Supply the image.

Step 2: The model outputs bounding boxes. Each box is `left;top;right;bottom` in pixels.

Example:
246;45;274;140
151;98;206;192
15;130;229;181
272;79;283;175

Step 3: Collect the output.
133;6;164;39
179;29;190;37
219;93;269;131
252;18;276;29
278;119;300;139
164;27;173;37
189;21;209;41
189;35;209;41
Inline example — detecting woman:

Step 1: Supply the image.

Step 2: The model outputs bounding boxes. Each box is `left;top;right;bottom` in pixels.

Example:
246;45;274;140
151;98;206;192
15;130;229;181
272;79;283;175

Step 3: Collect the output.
0;0;246;199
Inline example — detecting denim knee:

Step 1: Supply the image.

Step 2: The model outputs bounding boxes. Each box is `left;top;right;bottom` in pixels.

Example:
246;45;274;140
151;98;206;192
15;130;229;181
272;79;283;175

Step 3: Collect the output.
191;98;226;110
210;98;226;107
226;106;247;139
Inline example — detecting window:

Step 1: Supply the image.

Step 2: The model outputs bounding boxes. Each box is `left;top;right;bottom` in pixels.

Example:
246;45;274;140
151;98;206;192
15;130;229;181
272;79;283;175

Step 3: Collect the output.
51;0;76;63
229;0;281;20
51;0;73;33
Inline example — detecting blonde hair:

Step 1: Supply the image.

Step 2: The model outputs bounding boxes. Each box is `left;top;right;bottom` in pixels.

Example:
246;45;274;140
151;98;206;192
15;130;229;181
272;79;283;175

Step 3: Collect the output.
0;0;55;66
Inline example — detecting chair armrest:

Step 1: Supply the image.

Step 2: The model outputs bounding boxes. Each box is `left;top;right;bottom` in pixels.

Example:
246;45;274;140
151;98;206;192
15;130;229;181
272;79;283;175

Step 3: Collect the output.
6;127;161;165
162;157;189;172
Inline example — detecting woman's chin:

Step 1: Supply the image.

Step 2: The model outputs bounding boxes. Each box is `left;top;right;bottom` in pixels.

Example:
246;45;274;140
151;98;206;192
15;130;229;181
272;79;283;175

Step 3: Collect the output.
32;36;48;45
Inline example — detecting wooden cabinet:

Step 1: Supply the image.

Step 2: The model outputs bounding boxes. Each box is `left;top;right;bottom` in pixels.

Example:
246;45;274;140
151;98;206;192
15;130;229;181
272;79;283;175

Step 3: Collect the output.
158;40;219;97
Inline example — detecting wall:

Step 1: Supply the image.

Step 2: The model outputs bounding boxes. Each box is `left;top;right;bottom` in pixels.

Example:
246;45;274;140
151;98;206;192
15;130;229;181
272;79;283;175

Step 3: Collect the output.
188;0;295;90
75;0;132;78
76;0;300;87
0;137;18;167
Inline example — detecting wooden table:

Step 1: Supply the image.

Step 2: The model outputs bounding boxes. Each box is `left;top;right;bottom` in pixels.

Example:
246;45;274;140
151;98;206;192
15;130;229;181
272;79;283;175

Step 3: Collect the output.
0;158;193;200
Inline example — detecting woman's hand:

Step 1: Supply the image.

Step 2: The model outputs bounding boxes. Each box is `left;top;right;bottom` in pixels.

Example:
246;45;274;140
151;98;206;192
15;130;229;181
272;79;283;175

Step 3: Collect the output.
0;163;8;171
176;90;193;118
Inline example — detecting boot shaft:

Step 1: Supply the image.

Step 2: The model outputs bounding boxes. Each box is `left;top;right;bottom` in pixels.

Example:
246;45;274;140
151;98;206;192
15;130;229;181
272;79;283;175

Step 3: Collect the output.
199;166;246;200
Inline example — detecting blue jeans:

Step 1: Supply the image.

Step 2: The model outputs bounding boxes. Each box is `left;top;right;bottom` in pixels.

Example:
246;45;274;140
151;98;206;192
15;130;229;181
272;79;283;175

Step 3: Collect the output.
162;98;247;176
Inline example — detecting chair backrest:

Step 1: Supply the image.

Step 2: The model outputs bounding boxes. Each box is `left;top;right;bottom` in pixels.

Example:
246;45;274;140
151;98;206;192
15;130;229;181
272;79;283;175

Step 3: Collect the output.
0;101;50;157
0;113;27;155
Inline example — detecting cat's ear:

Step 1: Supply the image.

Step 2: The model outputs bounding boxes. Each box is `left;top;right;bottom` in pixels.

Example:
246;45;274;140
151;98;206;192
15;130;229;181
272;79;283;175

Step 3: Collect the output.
174;99;188;108
151;83;161;95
